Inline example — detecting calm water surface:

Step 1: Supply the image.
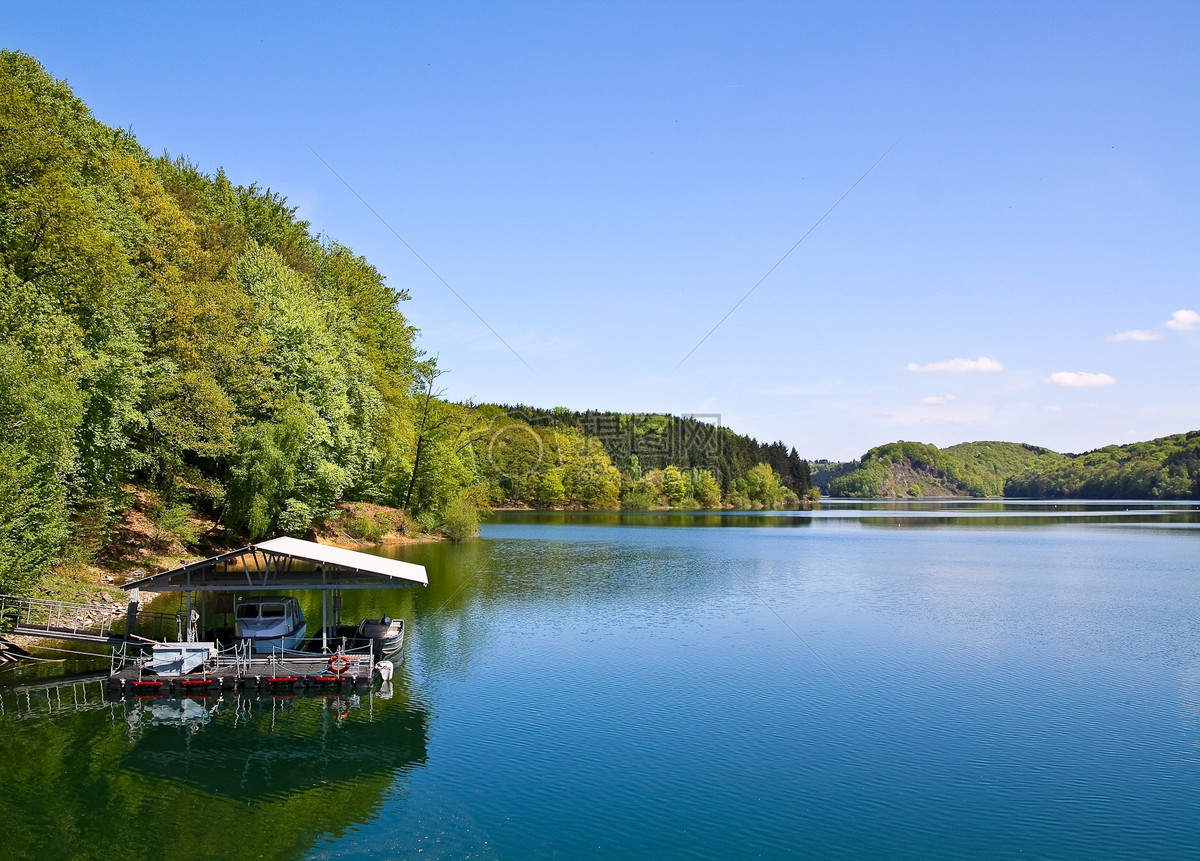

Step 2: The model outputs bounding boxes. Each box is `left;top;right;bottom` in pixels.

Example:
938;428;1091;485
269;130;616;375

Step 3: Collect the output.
2;502;1197;860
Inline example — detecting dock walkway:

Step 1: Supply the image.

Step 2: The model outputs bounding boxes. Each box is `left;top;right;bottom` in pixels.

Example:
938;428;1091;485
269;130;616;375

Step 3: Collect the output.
0;594;176;649
108;650;377;693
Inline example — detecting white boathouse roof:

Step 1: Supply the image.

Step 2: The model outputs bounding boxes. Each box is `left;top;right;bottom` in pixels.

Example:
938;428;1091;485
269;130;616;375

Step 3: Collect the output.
121;536;428;593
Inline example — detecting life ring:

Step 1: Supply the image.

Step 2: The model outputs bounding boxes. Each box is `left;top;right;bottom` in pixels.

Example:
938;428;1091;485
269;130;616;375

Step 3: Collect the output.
327;653;351;675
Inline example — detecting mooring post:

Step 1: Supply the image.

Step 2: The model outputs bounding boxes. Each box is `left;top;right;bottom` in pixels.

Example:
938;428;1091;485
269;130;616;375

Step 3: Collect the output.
321;583;328;653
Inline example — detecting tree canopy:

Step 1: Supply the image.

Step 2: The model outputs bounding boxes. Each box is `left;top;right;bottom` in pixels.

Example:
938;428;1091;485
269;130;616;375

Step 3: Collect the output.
821;435;1199;500
0;52;472;590
0;51;810;594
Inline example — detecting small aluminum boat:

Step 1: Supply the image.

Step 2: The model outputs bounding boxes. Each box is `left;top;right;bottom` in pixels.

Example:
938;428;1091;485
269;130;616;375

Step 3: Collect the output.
355;617;405;657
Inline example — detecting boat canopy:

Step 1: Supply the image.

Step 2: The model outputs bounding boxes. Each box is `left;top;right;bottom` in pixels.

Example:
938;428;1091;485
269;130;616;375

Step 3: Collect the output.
121;536;429;593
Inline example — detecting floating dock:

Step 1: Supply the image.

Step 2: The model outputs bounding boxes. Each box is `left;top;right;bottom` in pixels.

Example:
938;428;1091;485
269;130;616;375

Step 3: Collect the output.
108;652;376;692
3;538;425;691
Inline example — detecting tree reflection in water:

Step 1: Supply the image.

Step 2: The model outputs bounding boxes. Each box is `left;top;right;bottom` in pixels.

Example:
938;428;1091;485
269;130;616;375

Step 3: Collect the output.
0;677;428;859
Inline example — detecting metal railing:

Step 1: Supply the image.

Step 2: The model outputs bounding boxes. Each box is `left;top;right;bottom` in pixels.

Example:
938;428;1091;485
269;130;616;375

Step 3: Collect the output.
1;594;124;638
110;638;244;676
0;593;179;643
110;636;377;680
261;636;375;678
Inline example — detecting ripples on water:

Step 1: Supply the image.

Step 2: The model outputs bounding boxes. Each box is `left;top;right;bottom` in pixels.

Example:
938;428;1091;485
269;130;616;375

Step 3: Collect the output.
1;502;1197;860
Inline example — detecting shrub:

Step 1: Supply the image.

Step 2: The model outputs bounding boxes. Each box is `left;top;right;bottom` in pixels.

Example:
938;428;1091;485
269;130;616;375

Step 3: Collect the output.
278;499;314;535
346;513;388;542
152;501;200;546
415;511;441;534
392;509;417;536
725;491;751;509
622;489;657;510
442;494;480;541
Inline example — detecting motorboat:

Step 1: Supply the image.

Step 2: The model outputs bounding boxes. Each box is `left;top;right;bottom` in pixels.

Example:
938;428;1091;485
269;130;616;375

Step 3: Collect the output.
321;616;405;659
235;596;307;654
355;617;405;658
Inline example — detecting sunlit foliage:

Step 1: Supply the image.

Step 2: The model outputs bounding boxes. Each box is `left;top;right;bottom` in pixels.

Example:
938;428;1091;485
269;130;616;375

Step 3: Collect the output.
0;51;492;588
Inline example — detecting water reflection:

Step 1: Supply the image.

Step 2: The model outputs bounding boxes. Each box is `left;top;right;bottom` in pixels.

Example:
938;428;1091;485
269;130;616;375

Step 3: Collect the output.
122;689;426;801
2;501;1196;860
0;674;428;858
485;501;1200;530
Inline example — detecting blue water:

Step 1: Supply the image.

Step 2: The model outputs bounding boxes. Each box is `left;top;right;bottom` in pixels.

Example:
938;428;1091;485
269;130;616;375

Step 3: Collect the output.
331;505;1200;860
2;503;1197;860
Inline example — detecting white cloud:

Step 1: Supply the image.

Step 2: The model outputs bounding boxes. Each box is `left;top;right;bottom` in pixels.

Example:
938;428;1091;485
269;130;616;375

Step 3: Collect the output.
920;394;957;405
1043;405;1065;413
1108;329;1161;342
1164;309;1200;331
1045;371;1117;387
906;356;1004;373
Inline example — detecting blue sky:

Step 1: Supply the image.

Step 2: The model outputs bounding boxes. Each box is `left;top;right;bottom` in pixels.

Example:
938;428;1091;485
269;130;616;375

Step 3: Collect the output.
4;1;1197;460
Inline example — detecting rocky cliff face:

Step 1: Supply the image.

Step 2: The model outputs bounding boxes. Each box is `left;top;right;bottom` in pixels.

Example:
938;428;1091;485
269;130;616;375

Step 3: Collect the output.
871;460;974;499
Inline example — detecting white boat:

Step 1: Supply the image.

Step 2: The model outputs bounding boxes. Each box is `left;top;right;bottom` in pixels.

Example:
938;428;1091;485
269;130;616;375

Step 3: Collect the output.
355;617;405;657
235;597;307;654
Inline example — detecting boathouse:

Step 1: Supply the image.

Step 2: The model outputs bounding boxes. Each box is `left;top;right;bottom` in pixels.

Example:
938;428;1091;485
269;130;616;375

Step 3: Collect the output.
107;537;428;692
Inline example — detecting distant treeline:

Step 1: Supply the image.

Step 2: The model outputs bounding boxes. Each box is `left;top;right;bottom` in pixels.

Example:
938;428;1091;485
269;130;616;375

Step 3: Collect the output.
1004;432;1200;499
0;52;809;594
476;407;813;510
817;433;1200;499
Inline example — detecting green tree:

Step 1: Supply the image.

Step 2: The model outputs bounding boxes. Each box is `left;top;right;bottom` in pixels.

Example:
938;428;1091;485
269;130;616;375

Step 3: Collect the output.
1;51;148;537
663;465;690;506
225;398;348;539
691;469;722;508
0;271;84;591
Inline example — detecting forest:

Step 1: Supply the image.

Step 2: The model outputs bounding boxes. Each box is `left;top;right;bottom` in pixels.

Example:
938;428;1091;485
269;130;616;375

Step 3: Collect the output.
479;407;812;509
0;52;806;596
820;433;1200;500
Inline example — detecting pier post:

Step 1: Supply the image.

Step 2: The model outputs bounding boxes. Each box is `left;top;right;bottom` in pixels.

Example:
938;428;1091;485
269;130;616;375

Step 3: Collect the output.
124;588;140;639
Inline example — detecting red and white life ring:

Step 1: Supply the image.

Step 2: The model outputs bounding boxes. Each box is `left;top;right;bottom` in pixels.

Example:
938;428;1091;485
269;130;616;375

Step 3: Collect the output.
327;653;351;675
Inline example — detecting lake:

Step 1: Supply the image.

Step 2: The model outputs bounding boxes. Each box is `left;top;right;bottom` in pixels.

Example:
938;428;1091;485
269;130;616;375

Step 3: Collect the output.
1;501;1197;860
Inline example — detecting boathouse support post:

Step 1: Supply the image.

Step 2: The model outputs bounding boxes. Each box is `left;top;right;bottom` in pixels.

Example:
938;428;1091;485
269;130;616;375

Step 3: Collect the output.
320;567;328;653
124;589;140;640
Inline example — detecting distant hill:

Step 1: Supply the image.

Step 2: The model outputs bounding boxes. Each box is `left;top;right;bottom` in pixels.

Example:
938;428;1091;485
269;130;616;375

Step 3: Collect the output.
819;432;1200;500
1005;431;1200;499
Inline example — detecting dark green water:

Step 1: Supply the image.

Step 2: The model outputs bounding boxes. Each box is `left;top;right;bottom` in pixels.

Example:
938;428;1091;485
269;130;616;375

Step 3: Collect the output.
2;502;1198;860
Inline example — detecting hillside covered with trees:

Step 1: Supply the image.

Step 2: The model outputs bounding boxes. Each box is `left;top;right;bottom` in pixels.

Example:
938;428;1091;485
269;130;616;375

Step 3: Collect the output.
820;433;1200;500
480;407;811;508
1003;432;1200;499
0;52;808;596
